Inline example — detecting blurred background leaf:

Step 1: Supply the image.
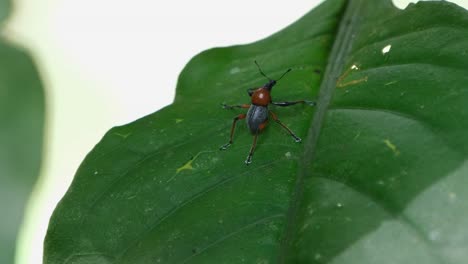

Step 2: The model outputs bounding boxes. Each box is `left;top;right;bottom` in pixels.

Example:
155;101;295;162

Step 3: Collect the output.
0;0;10;23
0;0;45;260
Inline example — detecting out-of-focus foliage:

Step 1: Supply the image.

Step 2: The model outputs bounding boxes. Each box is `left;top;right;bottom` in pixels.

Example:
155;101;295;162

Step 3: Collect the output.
0;1;46;261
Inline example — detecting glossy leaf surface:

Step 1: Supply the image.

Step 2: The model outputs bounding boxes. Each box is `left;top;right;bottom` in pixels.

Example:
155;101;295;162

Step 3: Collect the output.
45;0;468;263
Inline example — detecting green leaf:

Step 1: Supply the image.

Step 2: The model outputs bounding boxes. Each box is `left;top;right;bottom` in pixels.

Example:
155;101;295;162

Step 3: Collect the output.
0;41;45;263
289;1;468;263
45;0;468;263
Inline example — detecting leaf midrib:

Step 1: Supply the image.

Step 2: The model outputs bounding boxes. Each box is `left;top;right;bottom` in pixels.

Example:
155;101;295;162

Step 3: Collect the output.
278;0;365;261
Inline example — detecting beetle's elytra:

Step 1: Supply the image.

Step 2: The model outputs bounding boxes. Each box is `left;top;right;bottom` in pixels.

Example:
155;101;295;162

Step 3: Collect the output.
220;61;316;165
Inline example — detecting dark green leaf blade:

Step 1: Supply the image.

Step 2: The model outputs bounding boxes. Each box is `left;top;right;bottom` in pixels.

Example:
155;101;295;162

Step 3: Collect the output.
45;0;468;263
0;41;45;263
44;0;345;263
291;1;468;263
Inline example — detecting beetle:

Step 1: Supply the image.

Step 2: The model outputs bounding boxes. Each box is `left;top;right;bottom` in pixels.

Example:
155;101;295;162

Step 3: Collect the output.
220;61;316;165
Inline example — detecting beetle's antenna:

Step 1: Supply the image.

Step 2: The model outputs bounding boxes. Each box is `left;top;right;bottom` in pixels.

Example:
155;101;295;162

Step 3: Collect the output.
277;68;292;81
254;60;272;81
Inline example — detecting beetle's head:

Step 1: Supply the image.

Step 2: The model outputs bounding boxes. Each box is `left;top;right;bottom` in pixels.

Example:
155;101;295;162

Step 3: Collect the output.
254;61;291;91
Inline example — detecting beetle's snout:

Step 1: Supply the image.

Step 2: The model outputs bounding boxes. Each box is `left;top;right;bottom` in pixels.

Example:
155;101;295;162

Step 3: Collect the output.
265;80;276;90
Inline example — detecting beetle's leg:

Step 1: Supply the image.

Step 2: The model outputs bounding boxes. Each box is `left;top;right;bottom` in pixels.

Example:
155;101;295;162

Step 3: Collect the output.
245;132;258;165
221;103;251;109
220;113;246;150
271;100;316;107
269;111;301;142
245;121;268;165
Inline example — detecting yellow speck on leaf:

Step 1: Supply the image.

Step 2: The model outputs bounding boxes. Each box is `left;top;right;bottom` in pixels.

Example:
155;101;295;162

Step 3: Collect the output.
353;131;361;140
176;118;184;124
114;132;131;139
173;151;215;176
337;76;368;88
383;139;400;156
176;157;196;174
384;80;398;86
336;63;368;88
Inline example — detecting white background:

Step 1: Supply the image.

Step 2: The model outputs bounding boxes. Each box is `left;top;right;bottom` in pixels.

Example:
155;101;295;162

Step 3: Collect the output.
3;0;468;263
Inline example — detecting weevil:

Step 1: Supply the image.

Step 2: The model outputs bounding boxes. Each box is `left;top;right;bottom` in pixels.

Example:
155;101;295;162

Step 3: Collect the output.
220;61;316;165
